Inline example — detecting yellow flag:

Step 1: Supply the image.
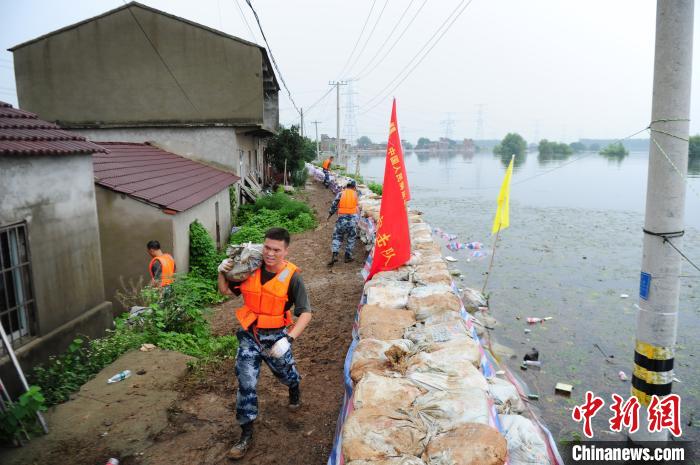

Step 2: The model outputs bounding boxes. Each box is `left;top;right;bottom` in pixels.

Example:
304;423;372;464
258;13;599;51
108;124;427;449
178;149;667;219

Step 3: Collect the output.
491;155;514;234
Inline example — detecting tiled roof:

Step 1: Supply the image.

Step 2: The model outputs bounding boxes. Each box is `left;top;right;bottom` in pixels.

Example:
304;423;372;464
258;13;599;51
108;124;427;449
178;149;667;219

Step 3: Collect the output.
0;101;107;155
93;142;240;212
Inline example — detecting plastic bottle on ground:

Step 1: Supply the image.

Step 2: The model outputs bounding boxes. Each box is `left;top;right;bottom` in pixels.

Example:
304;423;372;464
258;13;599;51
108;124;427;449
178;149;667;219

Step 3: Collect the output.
107;370;132;384
105;459;119;465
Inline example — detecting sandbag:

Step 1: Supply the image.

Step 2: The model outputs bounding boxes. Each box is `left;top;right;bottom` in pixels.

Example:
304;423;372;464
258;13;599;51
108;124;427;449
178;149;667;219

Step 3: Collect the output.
423;423;507;465
461;287;487;314
347;457;427;465
342;407;430;462
404;319;471;345
365;281;414;309
359;305;416;341
353;372;424;411
406;365;487;392
499;414;551;465
372;268;412;282
223;242;263;281
413;264;452;286
350;338;415;383
408;285;462;320
413;387;489;432
488;378;525;414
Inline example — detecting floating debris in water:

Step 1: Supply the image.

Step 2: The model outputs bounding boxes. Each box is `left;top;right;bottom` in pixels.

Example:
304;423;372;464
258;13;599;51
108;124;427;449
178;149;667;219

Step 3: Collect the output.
444;256;458;262
618;371;628;381
620;294;629;299
555;383;574;396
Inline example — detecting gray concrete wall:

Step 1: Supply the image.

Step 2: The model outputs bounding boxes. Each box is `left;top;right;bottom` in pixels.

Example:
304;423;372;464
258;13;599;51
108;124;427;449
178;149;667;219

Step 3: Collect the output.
95;188;173;313
171;188;232;273
13;4;264;126
0;154;109;336
77;127;253;174
263;92;279;132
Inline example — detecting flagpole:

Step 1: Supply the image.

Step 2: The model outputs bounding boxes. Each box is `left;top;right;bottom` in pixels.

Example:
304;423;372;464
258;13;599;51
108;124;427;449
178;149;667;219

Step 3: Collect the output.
481;225;501;295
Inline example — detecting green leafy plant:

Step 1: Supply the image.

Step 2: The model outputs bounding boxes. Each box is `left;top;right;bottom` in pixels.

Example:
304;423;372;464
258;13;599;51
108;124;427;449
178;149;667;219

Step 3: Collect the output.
189;220;225;281
0;385;47;444
368;182;383;196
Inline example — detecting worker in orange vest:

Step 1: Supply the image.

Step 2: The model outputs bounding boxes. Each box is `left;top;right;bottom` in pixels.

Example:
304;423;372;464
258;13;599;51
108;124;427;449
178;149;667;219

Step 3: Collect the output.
327;179;360;266
146;240;176;287
322;155;334;187
217;227;312;460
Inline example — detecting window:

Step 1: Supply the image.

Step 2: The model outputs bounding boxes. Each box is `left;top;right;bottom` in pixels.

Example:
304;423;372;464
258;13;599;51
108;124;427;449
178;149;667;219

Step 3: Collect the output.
0;222;36;352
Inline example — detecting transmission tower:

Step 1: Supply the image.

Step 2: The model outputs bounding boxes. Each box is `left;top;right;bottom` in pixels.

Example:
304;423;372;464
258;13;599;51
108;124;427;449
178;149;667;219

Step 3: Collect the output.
440;112;456;141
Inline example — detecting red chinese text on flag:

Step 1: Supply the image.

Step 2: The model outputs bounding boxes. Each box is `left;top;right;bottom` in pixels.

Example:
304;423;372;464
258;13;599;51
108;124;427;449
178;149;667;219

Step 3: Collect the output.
367;99;411;280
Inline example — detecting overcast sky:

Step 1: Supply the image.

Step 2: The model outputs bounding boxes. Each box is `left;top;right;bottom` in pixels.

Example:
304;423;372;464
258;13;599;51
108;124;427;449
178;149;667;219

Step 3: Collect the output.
2;0;700;144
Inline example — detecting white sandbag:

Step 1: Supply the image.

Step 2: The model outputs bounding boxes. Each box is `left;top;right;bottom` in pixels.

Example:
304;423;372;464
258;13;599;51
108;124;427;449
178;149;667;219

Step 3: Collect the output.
410;222;432;234
353;372;424;410
359;305;416;341
223;242;263;281
365;281;414;309
488;377;525;414
423;423;507;465
348;457;427;465
342;407;430;462
413;387;490;432
350;338;414;383
406;365;487;392
499;414;551;465
461;287;488;313
372;268;412;282
404;319;471;345
413;264;452;286
408;285;462;320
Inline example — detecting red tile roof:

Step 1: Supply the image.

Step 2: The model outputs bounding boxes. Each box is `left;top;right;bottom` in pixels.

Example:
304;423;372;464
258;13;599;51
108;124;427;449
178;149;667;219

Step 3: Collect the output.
93;142;240;212
0;101;107;155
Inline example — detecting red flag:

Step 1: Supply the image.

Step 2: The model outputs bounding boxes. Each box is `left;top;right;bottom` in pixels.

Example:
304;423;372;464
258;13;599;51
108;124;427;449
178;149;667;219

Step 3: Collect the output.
367;99;411;279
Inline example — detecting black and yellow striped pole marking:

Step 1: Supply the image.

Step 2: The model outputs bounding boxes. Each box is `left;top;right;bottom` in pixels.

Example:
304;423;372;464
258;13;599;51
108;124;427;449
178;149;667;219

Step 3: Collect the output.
631;340;674;407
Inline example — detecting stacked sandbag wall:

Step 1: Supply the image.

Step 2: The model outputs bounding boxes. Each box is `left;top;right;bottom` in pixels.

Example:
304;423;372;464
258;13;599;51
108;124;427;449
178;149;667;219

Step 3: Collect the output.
307;164;562;465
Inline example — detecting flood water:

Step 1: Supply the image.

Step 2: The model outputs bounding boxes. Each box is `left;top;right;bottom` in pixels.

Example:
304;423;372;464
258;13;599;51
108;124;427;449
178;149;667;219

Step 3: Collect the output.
355;149;700;444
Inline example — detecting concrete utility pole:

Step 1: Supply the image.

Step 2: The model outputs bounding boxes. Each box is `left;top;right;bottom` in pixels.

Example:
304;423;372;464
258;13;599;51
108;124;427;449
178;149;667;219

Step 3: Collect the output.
631;0;693;443
300;108;304;137
329;81;347;160
311;120;321;160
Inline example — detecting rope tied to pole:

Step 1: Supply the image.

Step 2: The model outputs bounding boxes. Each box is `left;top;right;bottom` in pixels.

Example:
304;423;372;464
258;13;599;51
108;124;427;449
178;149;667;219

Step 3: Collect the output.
642;228;700;273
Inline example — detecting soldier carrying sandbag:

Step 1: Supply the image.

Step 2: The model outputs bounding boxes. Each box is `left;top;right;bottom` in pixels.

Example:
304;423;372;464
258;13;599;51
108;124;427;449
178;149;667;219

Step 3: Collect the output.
327;179;360;266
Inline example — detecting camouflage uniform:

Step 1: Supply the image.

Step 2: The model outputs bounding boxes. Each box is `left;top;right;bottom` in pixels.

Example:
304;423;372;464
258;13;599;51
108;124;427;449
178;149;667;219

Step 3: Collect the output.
235;328;301;425
331;214;358;254
323;169;330;187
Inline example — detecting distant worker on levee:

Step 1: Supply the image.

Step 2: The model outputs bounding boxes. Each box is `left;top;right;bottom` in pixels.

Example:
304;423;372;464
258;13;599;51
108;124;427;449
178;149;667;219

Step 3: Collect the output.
322;155;334;187
217;227;312;460
327;179;360;266
146;240;176;287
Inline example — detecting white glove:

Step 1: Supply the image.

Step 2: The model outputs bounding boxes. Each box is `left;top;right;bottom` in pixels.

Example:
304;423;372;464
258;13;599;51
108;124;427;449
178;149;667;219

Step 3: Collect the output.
218;258;234;273
269;337;291;358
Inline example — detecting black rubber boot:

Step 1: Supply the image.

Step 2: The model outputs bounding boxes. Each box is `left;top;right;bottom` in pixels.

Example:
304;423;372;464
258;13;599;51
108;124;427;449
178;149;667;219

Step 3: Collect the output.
227;422;253;460
344;252;353;263
288;384;301;411
327;252;338;266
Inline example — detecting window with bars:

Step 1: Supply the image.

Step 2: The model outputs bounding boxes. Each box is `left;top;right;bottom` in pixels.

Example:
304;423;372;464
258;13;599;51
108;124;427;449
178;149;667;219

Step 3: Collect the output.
0;222;36;352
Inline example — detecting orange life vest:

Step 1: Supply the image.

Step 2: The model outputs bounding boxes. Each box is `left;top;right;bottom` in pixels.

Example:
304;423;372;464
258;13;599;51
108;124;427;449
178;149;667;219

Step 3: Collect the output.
235;262;299;330
322;158;332;170
338;189;358;215
149;254;175;287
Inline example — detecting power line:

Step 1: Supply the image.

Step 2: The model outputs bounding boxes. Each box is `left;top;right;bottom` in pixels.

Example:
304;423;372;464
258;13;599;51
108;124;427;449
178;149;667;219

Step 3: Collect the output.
360;0;475;114
305;86;335;113
233;0;258;43
344;0;390;78
245;0;300;115
352;0;420;80
336;0;377;79
122;1;199;113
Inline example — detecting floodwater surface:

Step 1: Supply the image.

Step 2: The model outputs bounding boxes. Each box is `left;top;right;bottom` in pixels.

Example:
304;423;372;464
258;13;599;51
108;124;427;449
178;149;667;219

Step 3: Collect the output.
356;149;700;443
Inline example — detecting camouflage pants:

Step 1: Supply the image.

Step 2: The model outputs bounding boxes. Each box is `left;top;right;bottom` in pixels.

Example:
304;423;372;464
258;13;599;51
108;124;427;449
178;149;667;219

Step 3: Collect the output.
323;169;330;187
235;328;301;425
331;215;358;255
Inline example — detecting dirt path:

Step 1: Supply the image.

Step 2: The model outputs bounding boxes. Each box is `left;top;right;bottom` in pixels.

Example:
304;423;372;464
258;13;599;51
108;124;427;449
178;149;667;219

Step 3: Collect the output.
0;180;366;465
143;180;367;465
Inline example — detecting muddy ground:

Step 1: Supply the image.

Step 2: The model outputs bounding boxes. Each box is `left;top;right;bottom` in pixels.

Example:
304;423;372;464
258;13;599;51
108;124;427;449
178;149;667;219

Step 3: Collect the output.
1;180;366;465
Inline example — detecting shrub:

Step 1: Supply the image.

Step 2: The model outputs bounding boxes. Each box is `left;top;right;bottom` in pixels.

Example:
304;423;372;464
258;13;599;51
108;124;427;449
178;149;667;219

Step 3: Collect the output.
368;182;383;196
0;386;47;444
189;220;225;281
